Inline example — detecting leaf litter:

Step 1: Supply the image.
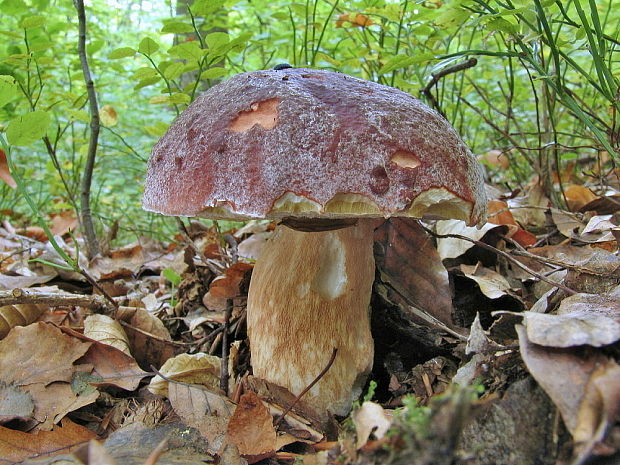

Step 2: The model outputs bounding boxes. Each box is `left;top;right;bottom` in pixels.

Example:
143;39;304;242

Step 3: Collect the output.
0;181;619;464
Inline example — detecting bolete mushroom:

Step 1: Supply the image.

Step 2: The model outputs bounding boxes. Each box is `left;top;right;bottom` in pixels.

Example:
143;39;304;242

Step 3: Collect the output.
143;68;487;419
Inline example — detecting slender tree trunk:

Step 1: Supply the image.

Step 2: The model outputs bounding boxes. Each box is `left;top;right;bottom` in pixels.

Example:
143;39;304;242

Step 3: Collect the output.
74;0;101;258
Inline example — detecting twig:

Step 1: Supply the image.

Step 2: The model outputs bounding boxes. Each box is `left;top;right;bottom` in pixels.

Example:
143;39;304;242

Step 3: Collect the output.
74;0;101;259
274;348;338;430
421;58;477;116
118;320;194;347
0;288;114;312
220;299;233;394
421;226;578;295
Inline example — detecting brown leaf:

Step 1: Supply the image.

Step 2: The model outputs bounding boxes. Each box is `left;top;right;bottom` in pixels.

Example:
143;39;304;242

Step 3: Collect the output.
0;149;16;189
168;382;235;454
374;218;454;328
50;211;79;237
517;325;620;454
523;287;620;348
148;352;221;397
60;326;148;391
227;391;277;463
209;262;253;299
118;308;174;370
0;322;97;429
0;418;97;464
84;314;131;356
0;303;47;339
564;185;599;212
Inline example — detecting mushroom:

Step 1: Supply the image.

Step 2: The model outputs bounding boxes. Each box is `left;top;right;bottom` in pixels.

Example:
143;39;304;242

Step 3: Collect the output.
143;68;487;419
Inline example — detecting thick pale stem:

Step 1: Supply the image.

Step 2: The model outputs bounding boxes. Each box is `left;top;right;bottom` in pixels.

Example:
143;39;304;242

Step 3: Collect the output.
247;220;375;418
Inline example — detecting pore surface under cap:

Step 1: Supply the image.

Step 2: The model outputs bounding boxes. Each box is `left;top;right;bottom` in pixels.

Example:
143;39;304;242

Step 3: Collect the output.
143;68;486;225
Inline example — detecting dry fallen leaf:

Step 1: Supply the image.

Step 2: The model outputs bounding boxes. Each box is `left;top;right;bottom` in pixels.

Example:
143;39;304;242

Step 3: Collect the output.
460;264;512;300
517;325;620;455
0;418;97;464
209;262;253;299
435;220;503;260
50;211;79;237
0;382;34;423
118;308;174;370
0;322;98;430
84;314;131;356
227;391;277;463
168;381;235;454
352;401;392;449
0;149;16;189
564;185;599;212
148;352;221;397
522;287;620;348
0;303;47;339
375;218;454;328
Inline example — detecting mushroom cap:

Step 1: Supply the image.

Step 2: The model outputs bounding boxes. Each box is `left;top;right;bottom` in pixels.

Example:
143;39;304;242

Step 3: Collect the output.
143;68;487;225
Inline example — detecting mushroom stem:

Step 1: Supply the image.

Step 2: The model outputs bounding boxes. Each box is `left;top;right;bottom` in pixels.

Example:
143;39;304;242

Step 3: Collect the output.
247;219;376;418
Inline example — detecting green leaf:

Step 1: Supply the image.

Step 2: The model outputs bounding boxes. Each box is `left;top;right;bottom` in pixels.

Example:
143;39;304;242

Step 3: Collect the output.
0;75;18;108
132;67;158;80
1;0;28;15
149;93;191;105
7;110;51;146
161;21;195;34
66;109;90;123
205;32;229;52
144;121;170;138
192;0;225;16
134;76;161;90
139;37;159;55
163;268;182;286
19;15;45;29
378;53;434;74
288;3;306;17
486;17;518;35
87;39;105;56
200;67;227;79
108;47;136;59
168;41;205;61
163;62;185;80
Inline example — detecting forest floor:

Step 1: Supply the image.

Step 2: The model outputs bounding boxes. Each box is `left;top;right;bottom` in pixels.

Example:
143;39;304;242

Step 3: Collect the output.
0;178;619;465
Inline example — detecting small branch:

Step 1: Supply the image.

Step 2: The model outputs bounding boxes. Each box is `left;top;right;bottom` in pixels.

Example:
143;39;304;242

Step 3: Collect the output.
421;58;477;116
220;299;233;394
0;288;114;313
421;226;578;295
74;0;101;259
274;348;338;429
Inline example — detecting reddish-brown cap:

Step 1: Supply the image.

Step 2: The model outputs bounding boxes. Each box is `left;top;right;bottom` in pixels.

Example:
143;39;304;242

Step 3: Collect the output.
143;68;487;225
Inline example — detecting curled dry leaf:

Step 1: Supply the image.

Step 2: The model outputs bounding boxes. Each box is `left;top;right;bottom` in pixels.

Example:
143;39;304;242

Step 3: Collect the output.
148;352;221;397
0;418;97;464
374;218;454;328
227;391;277;463
0;322;98;429
0;149;16;188
522;286;620;348
118;308;174;370
84;314;131;356
564;185;599;212
460;264;511;300
0;303;47;339
517;325;620;455
435;220;504;260
209;262;253;299
99;104;118;127
352;401;393;449
486;200;536;247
